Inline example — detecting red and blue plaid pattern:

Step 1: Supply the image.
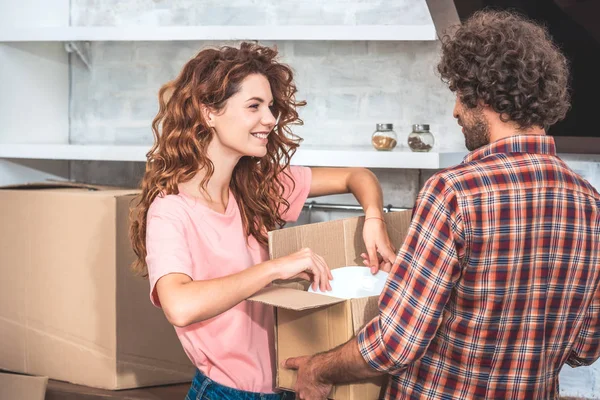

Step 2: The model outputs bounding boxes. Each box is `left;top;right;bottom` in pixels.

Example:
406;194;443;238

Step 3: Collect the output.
358;135;600;399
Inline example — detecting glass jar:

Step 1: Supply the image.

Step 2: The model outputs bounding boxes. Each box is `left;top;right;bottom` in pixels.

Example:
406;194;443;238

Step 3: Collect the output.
371;123;397;151
407;124;435;152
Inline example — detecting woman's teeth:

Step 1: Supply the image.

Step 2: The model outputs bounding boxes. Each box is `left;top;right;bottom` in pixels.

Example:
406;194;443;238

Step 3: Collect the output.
252;133;268;139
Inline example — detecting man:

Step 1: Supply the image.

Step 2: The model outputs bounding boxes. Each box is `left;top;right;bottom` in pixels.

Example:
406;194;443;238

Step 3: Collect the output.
284;10;600;400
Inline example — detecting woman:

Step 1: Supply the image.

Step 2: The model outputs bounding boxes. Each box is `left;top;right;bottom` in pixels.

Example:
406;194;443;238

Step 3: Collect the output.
129;42;395;400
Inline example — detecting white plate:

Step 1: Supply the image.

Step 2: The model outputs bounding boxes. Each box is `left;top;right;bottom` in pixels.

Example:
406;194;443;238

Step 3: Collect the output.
308;266;389;299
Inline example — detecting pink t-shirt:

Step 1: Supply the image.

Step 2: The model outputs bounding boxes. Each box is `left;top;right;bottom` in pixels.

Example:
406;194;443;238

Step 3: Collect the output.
145;166;311;393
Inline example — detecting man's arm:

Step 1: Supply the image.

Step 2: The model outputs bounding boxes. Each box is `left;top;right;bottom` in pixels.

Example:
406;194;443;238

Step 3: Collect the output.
567;290;600;367
285;337;382;382
357;175;463;374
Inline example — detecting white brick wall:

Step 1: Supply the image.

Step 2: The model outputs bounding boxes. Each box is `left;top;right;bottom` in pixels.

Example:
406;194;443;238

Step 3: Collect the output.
69;39;463;151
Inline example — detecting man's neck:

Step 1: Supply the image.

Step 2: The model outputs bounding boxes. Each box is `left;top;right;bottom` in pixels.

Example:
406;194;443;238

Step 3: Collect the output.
484;107;546;143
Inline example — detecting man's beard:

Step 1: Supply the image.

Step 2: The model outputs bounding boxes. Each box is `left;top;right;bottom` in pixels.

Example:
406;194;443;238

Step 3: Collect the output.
463;113;490;151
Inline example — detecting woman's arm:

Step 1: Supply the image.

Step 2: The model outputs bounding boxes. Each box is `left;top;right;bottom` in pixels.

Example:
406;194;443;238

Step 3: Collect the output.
309;168;382;217
156;247;332;327
309;167;396;271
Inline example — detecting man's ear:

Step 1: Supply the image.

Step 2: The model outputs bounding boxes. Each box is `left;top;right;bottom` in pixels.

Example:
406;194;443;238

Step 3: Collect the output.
477;99;490;109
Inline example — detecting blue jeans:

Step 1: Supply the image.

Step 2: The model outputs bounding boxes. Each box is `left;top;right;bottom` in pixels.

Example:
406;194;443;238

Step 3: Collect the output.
185;370;295;400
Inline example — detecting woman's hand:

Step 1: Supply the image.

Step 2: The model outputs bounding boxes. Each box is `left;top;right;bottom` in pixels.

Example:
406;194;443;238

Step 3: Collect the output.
306;167;395;274
361;217;396;273
274;248;333;292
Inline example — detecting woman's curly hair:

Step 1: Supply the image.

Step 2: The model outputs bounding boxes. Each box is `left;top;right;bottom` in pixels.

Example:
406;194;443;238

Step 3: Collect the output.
130;42;305;276
437;9;571;130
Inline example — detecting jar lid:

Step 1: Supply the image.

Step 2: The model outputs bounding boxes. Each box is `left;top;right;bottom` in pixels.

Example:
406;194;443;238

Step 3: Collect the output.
412;124;430;131
376;123;393;130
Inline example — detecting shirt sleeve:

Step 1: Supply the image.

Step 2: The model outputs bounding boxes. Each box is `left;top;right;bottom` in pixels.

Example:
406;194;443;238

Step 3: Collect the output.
279;166;312;222
145;197;194;308
567;290;600;367
357;174;464;373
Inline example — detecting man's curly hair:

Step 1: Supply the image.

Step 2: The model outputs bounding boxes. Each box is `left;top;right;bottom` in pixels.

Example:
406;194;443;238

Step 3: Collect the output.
437;9;571;130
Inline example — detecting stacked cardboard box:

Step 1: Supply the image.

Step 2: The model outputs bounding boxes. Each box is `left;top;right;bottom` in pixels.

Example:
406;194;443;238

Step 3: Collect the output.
0;183;195;391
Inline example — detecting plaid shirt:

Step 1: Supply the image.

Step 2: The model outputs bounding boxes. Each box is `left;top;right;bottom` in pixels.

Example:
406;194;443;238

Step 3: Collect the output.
358;135;600;399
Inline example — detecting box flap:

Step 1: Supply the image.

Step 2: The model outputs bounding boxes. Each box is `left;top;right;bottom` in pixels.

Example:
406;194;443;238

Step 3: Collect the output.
249;286;345;310
269;219;349;270
0;371;47;400
269;211;413;271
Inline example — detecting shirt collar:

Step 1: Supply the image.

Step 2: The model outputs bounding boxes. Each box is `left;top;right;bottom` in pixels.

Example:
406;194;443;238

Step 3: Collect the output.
463;135;557;164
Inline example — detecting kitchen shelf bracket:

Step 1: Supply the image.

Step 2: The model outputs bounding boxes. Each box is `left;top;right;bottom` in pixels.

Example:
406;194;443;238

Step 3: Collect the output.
65;41;91;69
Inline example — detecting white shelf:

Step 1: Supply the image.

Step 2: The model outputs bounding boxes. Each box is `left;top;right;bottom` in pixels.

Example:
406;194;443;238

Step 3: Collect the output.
293;146;465;169
0;144;148;162
0;144;466;169
0;25;437;42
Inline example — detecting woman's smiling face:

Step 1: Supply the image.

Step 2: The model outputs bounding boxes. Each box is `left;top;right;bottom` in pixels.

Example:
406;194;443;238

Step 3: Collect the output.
208;73;278;159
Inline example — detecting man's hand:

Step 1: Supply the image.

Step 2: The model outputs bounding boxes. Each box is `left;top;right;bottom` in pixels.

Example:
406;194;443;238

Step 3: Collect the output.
283;355;332;400
283;339;385;399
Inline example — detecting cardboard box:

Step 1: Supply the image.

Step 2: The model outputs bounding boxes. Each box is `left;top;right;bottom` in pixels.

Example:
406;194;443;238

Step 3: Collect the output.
0;369;192;400
249;211;412;399
0;371;47;400
0;183;195;389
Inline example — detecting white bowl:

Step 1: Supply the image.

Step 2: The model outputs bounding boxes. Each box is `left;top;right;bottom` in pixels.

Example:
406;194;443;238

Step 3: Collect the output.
308;266;389;299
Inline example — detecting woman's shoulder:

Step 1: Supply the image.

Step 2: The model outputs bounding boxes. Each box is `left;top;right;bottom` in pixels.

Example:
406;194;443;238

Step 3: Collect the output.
147;193;191;219
279;165;311;184
279;166;311;193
